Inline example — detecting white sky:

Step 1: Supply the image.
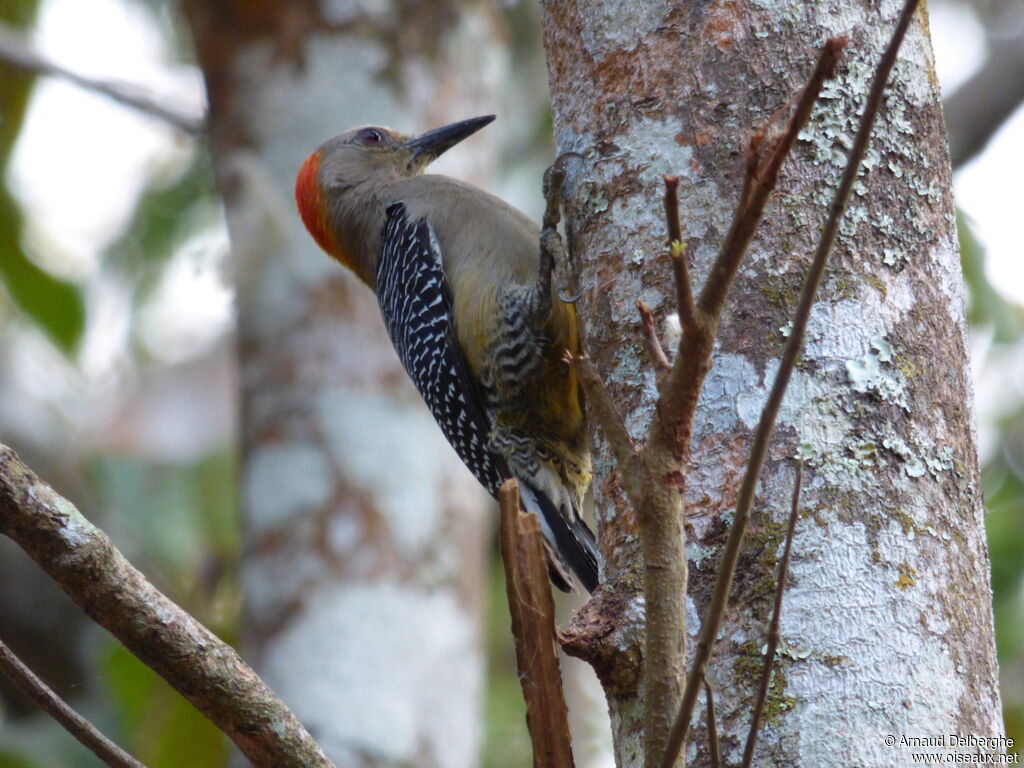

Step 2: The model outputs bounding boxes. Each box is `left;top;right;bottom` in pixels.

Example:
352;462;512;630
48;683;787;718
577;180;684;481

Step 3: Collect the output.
6;0;1023;365
12;0;204;274
929;1;1024;307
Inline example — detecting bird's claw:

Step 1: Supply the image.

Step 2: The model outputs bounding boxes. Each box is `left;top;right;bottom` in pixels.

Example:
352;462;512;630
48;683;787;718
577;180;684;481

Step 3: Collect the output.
558;286;583;304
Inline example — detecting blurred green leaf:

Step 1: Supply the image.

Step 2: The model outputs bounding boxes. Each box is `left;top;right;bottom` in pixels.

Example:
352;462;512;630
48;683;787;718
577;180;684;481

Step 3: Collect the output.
0;1;39;153
0;749;39;768
104;643;226;768
959;211;1023;341
91;456;202;570
99;146;221;364
482;560;531;768
192;450;239;560
0;192;86;353
985;455;1024;603
94;450;237;768
104;149;216;286
89;450;238;590
960;211;1024;756
0;0;86;354
88;450;236;768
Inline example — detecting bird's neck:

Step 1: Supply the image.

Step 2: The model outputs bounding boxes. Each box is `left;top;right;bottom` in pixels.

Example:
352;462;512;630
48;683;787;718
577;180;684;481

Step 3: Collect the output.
295;152;384;287
326;183;391;288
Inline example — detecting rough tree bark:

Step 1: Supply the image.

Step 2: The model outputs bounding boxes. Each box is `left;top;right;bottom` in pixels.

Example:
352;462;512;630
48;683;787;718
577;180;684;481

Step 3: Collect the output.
182;4;507;765
540;1;1002;766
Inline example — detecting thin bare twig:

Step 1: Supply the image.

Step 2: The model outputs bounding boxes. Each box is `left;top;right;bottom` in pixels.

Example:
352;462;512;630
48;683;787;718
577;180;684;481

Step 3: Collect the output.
736;135;760;216
575;45;838;768
696;37;846;322
0;444;334;768
761;38;846;188
741;462;803;768
649;36;845;457
498;480;576;768
637;300;672;373
662;176;698;334
661;3;920;764
0;21;204;135
0;640;147;768
704;679;720;768
641;37;843;768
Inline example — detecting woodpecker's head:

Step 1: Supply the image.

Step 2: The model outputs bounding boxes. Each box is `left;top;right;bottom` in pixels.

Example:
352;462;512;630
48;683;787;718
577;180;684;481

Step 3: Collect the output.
295;115;495;276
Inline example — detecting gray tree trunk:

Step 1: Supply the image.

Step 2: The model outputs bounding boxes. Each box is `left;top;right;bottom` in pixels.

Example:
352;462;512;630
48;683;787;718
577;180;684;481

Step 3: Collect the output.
183;4;507;765
540;1;1003;765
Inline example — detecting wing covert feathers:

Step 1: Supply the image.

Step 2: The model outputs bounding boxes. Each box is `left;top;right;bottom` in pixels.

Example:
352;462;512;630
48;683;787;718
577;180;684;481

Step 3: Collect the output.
377;201;599;592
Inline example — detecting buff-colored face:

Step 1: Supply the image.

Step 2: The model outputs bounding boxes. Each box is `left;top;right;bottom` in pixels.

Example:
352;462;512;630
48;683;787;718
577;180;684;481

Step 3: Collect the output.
315;127;419;188
294;115;495;273
294;126;410;267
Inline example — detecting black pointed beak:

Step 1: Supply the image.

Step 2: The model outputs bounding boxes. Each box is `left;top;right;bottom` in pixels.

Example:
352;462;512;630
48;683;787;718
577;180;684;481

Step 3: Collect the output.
401;115;495;165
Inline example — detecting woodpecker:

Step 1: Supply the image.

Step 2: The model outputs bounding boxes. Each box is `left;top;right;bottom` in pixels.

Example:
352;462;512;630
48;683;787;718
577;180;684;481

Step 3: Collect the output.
294;115;598;592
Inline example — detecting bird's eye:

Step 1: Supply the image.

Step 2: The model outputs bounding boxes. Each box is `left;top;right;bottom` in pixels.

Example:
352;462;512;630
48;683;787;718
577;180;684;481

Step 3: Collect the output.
359;129;384;145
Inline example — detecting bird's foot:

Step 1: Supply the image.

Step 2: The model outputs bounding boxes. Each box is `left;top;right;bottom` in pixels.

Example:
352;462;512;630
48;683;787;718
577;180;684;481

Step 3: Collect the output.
539;157;582;307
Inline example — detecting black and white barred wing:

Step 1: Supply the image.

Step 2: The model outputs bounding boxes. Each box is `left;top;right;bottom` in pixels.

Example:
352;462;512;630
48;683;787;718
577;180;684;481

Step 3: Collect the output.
376;201;506;495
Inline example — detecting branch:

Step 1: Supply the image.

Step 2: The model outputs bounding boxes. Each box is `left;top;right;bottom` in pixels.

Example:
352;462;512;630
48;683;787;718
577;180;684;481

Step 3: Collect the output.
696;36;846;322
661;2;920;763
704;679;720;768
651;36;846;455
0;640;146;768
631;36;844;768
0;444;335;768
636;300;672;374
0;21;204;135
662;176;698;334
741;461;803;768
498;480;576;768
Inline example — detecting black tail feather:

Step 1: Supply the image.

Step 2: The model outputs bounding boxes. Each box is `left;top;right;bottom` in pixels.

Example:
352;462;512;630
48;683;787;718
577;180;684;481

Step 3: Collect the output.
519;481;599;593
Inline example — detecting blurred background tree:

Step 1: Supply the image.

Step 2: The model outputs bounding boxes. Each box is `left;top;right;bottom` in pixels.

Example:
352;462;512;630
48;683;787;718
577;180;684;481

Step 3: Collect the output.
0;0;1019;766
